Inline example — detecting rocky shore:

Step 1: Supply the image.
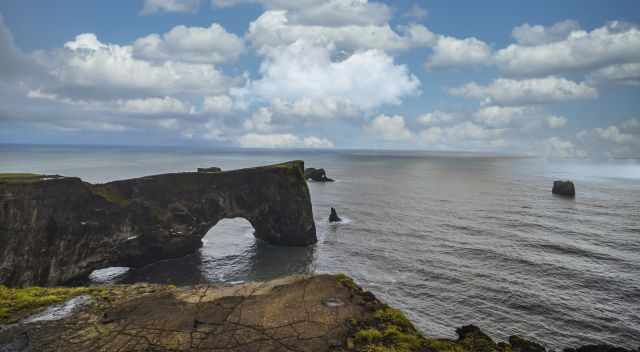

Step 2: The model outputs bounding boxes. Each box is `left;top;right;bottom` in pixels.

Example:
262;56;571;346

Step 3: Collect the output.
1;275;635;352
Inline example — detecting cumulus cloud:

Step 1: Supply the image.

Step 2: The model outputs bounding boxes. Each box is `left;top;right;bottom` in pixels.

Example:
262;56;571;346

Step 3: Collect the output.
132;23;244;64
544;137;587;158
589;63;640;86
545;115;568;128
36;33;234;99
246;10;433;52
366;114;413;141
425;36;492;69
512;20;581;46
243;107;273;132
450;76;597;106
496;21;640;76
215;0;391;27
140;0;200;14
202;95;234;114
238;132;334;148
592;126;633;144
474;106;528;127
243;40;420;118
417;110;456;125
118;96;190;114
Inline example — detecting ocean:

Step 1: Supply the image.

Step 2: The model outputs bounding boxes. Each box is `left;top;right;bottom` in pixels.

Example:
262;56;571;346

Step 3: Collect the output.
1;144;639;349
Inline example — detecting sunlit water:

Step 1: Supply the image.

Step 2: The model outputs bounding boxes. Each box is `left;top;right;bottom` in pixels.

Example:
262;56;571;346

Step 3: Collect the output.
2;145;639;349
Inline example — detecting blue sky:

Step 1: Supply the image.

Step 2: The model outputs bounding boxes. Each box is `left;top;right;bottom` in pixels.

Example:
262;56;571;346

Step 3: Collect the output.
0;0;639;157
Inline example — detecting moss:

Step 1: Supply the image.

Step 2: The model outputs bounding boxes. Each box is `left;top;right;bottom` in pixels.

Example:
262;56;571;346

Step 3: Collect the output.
0;285;106;324
355;328;383;344
91;185;129;207
335;273;358;291
373;308;415;331
0;173;46;184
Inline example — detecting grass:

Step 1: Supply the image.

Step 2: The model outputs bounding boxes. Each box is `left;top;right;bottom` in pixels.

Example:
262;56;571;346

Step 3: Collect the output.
0;173;47;184
0;285;105;324
91;184;130;207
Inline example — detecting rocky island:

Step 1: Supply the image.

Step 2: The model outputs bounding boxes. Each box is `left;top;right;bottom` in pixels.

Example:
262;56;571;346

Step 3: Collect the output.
0;161;316;287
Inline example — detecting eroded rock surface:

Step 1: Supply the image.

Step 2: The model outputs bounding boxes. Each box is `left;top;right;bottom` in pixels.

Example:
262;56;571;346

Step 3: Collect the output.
0;275;369;352
0;161;316;287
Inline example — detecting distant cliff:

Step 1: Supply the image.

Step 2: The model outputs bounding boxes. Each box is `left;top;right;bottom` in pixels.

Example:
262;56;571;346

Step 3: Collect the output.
0;161;316;287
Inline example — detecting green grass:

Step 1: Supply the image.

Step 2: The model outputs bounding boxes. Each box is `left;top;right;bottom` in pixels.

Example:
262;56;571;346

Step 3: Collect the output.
0;173;46;184
91;185;130;207
0;285;105;324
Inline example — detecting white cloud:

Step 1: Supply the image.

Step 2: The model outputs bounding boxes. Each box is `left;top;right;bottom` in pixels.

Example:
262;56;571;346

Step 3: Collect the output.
417;110;456;125
425;36;492;69
203;95;234;113
237;132;333;148
366;114;413;141
133;23;244;64
246;10;433;51
141;0;200;14
589;62;640;86
545;115;568;128
544;137;587;158
593;126;633;144
496;21;640;76
243;107;273;132
512;20;581;46
215;0;391;27
245;40;420;118
474;106;528;127
202;121;226;141
450;76;597;106
303;136;334;148
118;96;189;114
38;33;233;98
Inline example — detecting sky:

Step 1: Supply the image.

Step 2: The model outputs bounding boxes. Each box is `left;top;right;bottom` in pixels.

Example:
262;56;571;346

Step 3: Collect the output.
0;0;639;158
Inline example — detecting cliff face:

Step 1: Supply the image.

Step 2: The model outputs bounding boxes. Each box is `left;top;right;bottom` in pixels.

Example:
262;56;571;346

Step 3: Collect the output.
0;161;316;287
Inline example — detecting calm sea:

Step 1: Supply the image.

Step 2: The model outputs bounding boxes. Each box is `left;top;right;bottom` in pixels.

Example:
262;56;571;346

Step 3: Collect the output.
1;144;639;349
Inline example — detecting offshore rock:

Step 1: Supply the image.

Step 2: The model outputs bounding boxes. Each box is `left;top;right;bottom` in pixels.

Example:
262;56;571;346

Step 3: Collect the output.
552;180;576;197
329;207;341;222
304;168;334;182
0;161;316;287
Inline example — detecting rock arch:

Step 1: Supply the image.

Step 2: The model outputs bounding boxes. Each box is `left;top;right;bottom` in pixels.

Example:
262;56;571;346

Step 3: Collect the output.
0;161;316;286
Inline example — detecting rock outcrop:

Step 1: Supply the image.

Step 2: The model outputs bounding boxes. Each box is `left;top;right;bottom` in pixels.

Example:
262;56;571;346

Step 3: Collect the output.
1;275;635;352
0;161;316;287
553;180;576;197
329;207;341;222
304;168;334;182
197;167;221;173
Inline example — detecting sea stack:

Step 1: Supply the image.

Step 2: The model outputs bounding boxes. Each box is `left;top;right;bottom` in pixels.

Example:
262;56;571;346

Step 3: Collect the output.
552;180;576;197
304;168;334;182
329;207;342;222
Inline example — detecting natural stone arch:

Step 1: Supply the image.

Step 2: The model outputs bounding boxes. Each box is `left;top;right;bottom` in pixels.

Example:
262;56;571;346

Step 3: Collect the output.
0;161;316;286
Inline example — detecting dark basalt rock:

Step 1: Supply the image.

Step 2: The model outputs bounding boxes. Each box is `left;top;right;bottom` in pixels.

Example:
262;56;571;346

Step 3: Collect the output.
329;207;341;222
510;335;546;352
197;166;221;173
552;180;576;197
0;161;316;287
304;168;334;182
